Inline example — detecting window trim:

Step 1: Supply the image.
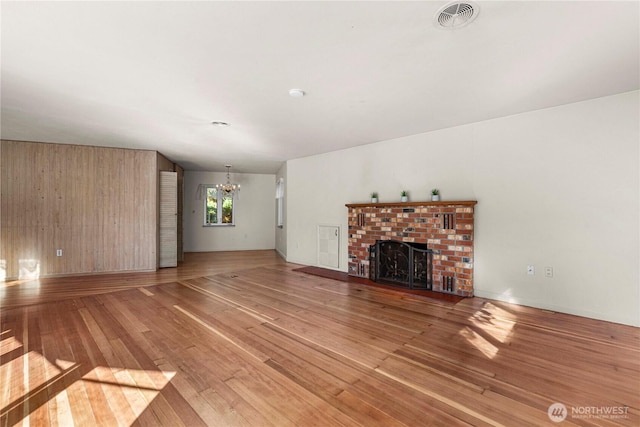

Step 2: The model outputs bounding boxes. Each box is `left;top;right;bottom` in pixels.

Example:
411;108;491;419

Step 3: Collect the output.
203;185;236;227
276;178;284;228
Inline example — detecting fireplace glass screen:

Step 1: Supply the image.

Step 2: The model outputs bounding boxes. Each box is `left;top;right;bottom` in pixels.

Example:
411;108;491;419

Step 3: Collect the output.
369;240;433;290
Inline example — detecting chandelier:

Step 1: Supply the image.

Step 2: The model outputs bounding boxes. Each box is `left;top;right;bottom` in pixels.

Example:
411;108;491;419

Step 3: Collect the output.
215;164;240;196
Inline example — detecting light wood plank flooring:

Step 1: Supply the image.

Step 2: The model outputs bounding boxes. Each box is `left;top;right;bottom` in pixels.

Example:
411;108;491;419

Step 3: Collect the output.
1;251;639;426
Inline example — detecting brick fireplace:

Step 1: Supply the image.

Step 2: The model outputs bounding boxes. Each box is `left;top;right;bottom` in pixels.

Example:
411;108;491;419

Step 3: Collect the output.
346;201;477;297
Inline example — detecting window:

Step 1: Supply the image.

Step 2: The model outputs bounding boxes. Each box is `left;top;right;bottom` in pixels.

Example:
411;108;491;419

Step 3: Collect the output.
204;186;235;226
276;178;284;228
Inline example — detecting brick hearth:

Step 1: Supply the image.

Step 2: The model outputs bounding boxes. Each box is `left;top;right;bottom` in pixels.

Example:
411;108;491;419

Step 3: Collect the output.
346;201;477;297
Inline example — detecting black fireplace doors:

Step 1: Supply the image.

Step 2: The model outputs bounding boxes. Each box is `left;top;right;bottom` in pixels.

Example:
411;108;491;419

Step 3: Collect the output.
369;240;433;290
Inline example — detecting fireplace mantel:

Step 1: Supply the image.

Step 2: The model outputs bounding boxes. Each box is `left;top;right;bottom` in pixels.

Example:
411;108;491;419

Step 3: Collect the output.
346;200;477;208
346;200;477;297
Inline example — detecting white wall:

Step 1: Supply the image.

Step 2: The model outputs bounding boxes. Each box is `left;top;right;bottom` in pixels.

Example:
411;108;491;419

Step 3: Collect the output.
184;171;276;252
285;91;639;326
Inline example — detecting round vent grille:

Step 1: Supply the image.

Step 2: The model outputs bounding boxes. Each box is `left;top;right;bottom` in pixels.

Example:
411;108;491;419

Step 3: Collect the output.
434;1;479;29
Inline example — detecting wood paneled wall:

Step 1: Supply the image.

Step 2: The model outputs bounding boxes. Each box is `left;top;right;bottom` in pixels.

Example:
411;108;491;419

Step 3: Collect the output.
0;140;158;279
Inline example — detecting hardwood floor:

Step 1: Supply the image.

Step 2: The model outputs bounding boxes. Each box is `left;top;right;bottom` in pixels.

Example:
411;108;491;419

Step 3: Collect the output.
1;251;639;426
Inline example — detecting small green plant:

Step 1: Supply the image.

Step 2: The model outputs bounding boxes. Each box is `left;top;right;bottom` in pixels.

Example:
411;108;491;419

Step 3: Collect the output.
371;192;378;198
401;190;408;197
431;188;439;195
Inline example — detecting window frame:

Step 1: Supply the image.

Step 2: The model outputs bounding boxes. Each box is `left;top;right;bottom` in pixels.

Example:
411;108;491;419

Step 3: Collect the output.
276;178;284;228
203;185;236;227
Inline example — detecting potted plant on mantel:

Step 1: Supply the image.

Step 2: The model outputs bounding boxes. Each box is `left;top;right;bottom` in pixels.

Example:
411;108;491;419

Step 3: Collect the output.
371;192;378;203
431;188;440;201
401;190;408;202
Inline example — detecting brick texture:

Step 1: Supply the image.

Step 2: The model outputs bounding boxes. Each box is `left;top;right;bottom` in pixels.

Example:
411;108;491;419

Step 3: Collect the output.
346;201;476;297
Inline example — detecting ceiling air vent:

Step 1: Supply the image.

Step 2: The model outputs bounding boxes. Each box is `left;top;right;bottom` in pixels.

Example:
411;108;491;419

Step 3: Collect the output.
434;1;479;29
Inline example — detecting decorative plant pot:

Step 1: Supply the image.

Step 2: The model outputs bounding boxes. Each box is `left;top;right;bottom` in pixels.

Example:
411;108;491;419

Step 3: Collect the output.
371;198;378;203
431;195;440;201
401;196;408;202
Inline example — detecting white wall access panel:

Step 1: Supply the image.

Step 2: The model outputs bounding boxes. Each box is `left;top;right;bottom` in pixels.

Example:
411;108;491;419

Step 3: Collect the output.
318;225;340;269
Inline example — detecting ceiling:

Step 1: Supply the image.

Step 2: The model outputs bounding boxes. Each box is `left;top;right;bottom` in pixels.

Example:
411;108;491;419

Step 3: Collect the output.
2;1;638;174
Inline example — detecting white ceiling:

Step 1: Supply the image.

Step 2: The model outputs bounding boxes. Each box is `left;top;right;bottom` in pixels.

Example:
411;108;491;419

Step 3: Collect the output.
2;1;638;173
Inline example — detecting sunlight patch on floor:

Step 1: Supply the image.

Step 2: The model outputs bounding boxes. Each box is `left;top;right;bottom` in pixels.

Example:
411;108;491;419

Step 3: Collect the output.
1;334;176;426
55;358;76;370
0;336;23;357
459;326;499;359
468;304;516;344
0;350;64;416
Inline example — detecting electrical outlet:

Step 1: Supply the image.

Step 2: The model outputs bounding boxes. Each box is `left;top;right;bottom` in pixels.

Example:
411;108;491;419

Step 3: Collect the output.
56;249;63;257
545;267;553;278
527;265;535;275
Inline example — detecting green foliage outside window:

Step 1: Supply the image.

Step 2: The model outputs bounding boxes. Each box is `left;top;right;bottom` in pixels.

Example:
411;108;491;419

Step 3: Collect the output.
206;188;218;224
222;196;233;223
205;187;235;225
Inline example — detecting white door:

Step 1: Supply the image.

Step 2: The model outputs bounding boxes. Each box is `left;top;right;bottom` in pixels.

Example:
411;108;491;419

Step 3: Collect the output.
318;225;340;269
159;171;178;268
